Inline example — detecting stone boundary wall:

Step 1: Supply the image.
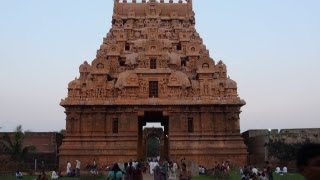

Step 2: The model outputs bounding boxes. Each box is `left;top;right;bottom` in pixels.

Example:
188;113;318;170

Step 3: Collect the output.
0;132;63;166
242;128;320;166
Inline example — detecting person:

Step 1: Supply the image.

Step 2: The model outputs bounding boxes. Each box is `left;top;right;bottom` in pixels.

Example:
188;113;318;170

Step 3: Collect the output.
260;172;268;180
36;170;48;180
179;163;191;180
134;162;143;180
149;160;155;175
265;161;273;180
297;143;320;180
107;163;123;180
153;163;163;180
133;160;138;169
161;160;169;180
91;159;98;175
252;166;258;175
123;162;128;180
66;161;72;176
15;169;23;179
181;157;186;166
141;160;147;173
41;161;45;172
169;162;178;180
51;169;59;179
76;159;81;177
126;161;135;180
240;167;244;177
36;174;41;180
282;166;287;173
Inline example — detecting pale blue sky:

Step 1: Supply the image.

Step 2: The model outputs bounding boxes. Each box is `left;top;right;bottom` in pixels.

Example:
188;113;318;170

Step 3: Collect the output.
0;0;319;132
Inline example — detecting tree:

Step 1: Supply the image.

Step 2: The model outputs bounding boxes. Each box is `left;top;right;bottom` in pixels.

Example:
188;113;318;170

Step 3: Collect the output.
59;129;66;136
146;136;160;158
267;139;309;162
0;125;36;162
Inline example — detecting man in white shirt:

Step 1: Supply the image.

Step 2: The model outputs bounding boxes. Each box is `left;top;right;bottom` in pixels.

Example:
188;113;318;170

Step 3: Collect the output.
252;166;258;175
51;170;59;179
133;161;138;169
66;161;72;176
282;166;288;173
155;161;159;167
149;161;154;175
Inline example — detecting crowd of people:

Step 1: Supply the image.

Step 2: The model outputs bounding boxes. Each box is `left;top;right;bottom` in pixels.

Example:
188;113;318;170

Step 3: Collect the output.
55;158;188;180
239;161;272;180
211;161;232;178
12;143;320;180
197;161;232;179
108;158;185;180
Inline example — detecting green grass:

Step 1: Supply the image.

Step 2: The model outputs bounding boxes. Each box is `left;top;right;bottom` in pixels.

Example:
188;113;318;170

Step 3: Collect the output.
273;172;305;180
0;175;107;180
191;171;305;180
0;176;36;180
0;171;305;180
192;170;242;180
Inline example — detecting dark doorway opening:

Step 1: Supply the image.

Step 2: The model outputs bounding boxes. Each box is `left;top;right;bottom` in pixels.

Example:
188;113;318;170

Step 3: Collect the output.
138;111;169;161
146;136;161;158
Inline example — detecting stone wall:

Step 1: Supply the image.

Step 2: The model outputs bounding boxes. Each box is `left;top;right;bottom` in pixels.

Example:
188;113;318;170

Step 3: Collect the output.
0;132;63;165
242;128;320;166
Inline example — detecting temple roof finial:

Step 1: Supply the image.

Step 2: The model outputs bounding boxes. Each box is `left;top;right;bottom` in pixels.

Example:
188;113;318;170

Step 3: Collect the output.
186;0;192;7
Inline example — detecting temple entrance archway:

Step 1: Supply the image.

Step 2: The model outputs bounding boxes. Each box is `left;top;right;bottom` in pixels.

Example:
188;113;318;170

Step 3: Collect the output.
138;111;169;161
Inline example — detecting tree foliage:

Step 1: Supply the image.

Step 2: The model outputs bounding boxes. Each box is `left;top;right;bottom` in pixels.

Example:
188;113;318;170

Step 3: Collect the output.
59;129;66;135
0;125;36;162
267;139;309;161
146;136;160;157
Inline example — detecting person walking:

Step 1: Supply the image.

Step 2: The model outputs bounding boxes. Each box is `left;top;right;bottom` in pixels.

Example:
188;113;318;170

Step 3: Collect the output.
76;160;81;177
265;161;273;180
134;162;143;180
66;161;72;176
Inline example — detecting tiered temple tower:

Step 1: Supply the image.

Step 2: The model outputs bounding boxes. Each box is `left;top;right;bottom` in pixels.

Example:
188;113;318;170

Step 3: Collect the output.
59;0;247;168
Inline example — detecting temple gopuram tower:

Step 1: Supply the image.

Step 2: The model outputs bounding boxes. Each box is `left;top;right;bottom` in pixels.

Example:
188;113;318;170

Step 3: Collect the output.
59;0;247;168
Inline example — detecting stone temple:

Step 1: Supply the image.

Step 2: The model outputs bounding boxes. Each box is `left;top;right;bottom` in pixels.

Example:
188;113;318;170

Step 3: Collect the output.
59;0;247;168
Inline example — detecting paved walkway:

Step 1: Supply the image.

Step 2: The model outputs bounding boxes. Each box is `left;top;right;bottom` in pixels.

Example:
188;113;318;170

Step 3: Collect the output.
143;173;154;180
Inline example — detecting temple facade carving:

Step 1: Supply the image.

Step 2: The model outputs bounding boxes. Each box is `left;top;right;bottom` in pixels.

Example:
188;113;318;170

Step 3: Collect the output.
59;0;247;169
